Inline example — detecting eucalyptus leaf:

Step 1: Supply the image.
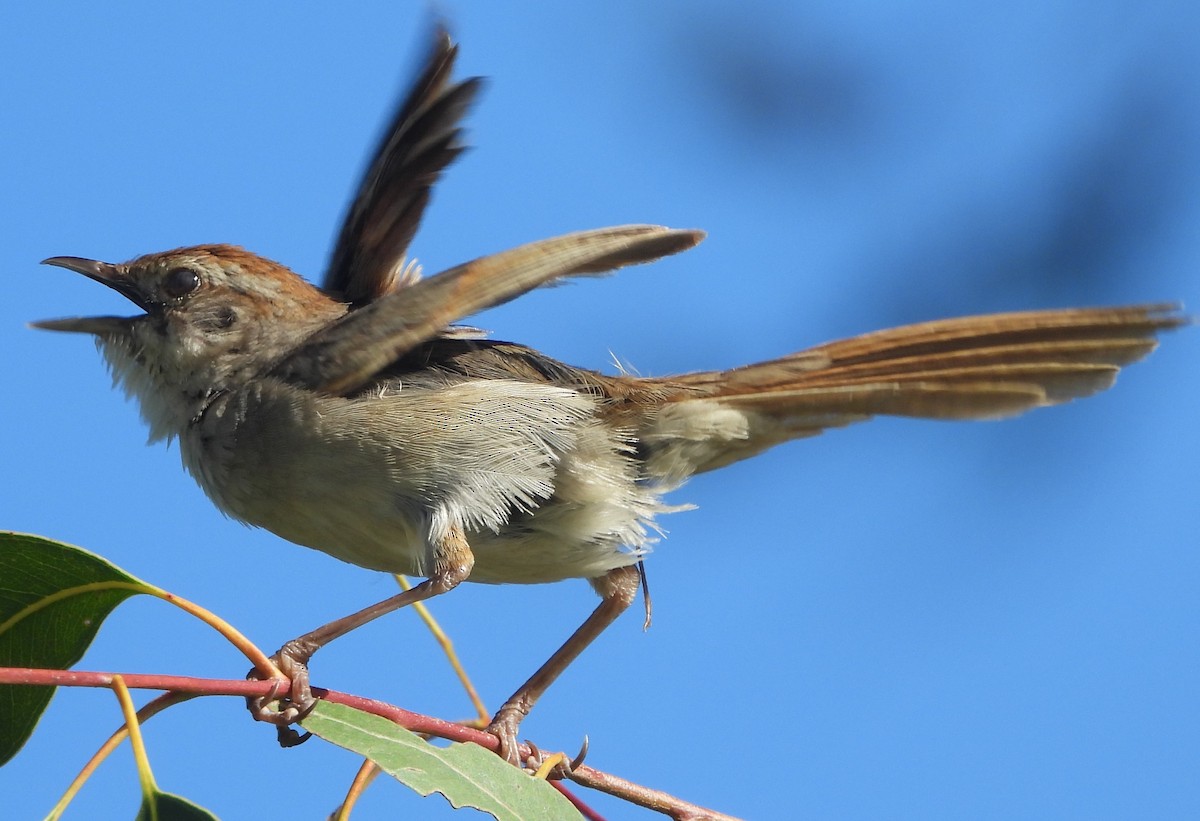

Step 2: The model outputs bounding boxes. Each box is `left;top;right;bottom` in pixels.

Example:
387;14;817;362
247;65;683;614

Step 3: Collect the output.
303;702;578;820
136;789;221;821
0;532;154;765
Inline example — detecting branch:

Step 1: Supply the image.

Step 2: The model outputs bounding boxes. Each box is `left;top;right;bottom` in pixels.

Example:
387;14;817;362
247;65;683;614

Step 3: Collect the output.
0;666;740;820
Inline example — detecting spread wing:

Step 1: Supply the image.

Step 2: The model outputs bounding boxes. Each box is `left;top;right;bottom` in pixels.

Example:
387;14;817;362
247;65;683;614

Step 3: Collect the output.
274;225;705;395
323;25;482;305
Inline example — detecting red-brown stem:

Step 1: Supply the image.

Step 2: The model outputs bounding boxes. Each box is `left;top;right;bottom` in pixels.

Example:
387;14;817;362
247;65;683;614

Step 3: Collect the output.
1;665;741;820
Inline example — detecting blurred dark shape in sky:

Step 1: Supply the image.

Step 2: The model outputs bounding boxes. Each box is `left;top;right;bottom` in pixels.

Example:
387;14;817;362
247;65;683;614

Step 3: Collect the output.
677;14;877;151
672;10;1197;455
675;11;1197;328
886;74;1198;318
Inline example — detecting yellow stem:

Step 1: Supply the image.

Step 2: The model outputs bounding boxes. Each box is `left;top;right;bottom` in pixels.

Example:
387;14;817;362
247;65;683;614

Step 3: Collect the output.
394;575;489;724
111;676;156;797
332;759;381;820
45;692;195;819
533;752;569;781
142;588;282;680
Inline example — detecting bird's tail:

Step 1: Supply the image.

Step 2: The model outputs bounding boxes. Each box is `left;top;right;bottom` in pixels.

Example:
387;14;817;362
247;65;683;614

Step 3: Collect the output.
639;304;1185;482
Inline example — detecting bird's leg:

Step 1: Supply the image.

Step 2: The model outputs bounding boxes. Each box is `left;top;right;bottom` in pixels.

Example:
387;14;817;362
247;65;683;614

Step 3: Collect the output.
249;526;474;728
487;565;640;765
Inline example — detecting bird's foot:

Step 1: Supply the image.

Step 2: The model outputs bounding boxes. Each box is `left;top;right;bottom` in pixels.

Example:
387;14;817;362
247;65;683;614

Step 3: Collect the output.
246;639;320;746
485;705;526;765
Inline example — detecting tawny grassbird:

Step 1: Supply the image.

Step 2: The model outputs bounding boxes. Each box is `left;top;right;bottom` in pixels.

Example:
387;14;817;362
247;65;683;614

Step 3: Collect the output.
34;28;1184;763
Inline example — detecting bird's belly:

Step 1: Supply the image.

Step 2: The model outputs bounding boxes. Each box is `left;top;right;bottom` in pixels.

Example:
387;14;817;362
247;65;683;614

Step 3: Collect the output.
468;511;648;585
194;438;431;574
182;379;685;583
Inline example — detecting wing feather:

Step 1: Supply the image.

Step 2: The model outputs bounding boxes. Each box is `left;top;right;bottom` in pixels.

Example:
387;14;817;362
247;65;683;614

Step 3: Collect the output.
324;26;482;304
276;225;705;395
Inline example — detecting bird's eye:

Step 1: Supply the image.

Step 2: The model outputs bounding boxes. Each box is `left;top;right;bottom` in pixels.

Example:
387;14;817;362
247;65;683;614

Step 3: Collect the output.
162;267;201;300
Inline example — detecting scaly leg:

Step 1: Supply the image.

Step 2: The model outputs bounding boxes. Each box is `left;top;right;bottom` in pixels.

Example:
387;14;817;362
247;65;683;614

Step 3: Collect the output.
249;526;474;728
487;565;640;764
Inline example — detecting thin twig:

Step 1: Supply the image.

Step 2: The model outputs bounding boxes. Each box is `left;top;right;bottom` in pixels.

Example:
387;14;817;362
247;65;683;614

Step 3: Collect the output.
1;665;739;819
394;574;490;723
45;690;196;820
331;758;381;820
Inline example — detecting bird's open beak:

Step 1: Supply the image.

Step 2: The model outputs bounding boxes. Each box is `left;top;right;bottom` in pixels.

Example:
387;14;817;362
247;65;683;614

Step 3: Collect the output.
32;256;147;335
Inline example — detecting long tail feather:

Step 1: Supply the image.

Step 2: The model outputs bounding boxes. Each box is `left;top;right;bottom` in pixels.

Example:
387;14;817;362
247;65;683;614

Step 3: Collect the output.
642;305;1185;480
678;304;1183;420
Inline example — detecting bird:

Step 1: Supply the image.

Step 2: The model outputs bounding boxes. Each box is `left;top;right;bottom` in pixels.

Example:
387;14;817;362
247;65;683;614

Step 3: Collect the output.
33;27;1184;765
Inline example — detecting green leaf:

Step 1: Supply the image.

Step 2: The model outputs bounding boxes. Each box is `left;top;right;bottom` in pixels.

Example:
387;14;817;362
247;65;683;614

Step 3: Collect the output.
302;702;579;820
136;789;220;821
0;531;154;765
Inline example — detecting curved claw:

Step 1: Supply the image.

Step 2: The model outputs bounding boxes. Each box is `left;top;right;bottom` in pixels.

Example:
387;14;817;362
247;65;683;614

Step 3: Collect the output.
276;726;312;747
246;673;291;724
523;737;586;780
523;740;543;770
259;677;287;704
570;734;590;771
245;642;320;737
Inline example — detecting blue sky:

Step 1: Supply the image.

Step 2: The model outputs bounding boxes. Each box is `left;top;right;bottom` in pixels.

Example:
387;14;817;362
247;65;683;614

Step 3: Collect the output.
3;3;1198;819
